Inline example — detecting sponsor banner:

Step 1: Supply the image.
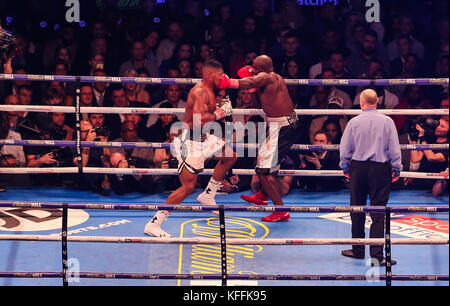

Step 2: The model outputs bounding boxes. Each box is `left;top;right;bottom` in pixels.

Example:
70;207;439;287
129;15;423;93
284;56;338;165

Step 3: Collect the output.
0;208;89;232
320;213;448;239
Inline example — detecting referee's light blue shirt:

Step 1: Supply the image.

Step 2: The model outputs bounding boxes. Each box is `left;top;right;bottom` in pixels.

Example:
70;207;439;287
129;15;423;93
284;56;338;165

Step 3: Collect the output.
339;108;403;174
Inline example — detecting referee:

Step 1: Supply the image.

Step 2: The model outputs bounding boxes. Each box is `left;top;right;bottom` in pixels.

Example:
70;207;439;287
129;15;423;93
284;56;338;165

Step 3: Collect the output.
339;89;402;266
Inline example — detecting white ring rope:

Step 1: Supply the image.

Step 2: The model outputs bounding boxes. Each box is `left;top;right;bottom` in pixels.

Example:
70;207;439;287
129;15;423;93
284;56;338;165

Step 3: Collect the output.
0;167;446;179
0;235;447;245
0;105;448;116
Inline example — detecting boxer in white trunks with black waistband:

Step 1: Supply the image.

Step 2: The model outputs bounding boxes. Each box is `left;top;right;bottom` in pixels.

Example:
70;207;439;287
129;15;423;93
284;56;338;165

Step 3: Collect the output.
144;60;237;237
219;55;300;222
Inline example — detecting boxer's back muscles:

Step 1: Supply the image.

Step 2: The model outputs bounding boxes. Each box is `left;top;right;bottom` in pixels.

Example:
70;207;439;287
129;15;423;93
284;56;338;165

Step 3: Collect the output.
238;72;295;117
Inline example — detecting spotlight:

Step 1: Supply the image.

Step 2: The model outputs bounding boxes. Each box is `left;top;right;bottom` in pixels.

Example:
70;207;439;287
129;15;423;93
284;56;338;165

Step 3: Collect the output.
153;17;161;23
40;21;47;28
79;20;86;27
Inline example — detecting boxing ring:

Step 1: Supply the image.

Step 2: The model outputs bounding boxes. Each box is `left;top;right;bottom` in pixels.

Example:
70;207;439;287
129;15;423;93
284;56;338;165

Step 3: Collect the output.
0;73;448;287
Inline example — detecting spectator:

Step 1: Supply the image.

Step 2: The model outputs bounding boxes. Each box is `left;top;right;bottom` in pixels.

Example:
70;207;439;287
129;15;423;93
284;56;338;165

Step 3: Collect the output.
85;51;105;76
108;152;156;195
144;28;160;69
273;30;308;77
390;35;414;78
308;48;329;80
315;69;353;109
310;96;348;144
72;120;110;196
280;0;306;31
207;23;231;72
121;69;151;105
43;24;79;72
143;102;179;143
232;89;259;126
249;0;272;35
346;29;390;79
104;85;131;139
390;53;422;98
309;85;331;109
156;21;185;68
119;40;159;77
326;49;355;98
146;84;186;128
51;112;74;142
197;43;214;63
9;36;36;76
193;60;204;78
387;14;425;61
177;59;193;78
353;70;400;109
159;42;194;77
322;118;343;145
408;116;449;191
91;69;109;107
1;96;26;166
440;95;449;122
4;67;31;97
345;21;367;56
88;37;110;72
392;85;434;134
240;15;262;53
53;45;73;74
88;113;107;131
281;59;308;108
425;54;450;107
298;130;342;191
24;110;73;185
111;120;155;168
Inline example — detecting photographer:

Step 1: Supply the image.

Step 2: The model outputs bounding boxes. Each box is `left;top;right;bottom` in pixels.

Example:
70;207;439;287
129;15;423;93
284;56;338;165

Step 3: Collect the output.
408;116;449;192
72;120;110;196
299;130;343;191
110;120;154;168
108;152;155;195
111;120;179;193
24;110;74;186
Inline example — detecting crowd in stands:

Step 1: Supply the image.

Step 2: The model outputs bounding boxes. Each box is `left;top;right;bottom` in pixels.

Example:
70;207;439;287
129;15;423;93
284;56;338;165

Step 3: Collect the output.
0;0;448;196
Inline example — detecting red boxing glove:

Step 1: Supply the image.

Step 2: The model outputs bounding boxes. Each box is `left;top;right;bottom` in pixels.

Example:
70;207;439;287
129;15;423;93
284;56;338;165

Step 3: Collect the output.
237;66;254;78
219;73;239;89
237;66;257;93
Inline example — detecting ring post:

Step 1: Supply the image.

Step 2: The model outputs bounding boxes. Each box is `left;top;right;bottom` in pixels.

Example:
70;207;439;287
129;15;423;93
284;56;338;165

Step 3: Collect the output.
62;203;69;287
75;76;82;175
219;205;227;286
385;207;392;287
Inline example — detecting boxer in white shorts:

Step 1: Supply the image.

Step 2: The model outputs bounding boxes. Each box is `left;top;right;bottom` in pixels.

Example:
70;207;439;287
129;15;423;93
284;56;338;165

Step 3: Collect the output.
219;55;300;222
144;60;237;237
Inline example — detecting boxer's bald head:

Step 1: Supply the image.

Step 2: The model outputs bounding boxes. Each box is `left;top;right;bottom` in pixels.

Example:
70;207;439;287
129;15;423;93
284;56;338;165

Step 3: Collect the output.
360;89;378;109
252;55;273;74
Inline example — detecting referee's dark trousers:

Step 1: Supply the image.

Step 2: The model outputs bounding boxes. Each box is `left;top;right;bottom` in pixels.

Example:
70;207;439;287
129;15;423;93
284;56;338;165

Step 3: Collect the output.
349;160;392;259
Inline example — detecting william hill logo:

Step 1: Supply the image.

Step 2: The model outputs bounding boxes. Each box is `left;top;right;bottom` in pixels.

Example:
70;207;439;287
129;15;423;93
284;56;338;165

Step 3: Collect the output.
178;217;269;277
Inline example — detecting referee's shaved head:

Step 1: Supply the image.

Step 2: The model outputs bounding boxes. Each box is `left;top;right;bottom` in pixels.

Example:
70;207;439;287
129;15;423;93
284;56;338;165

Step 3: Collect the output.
360;89;378;107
